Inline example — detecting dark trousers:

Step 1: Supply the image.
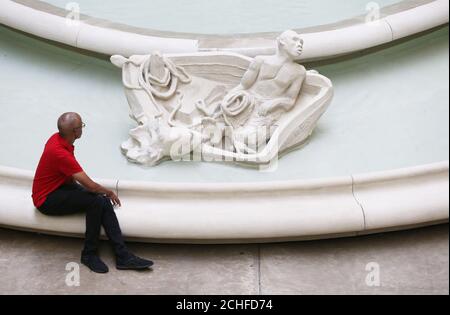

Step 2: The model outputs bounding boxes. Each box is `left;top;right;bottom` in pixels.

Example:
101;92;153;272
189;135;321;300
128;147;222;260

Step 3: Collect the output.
38;183;129;259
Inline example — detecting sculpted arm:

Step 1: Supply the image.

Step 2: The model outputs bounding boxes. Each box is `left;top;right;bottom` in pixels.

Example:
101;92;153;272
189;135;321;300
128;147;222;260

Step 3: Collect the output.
259;68;306;115
233;57;263;92
274;74;305;111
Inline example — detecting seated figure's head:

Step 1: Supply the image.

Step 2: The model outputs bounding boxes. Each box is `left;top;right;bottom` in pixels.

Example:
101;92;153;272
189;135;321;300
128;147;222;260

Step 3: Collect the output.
277;30;304;59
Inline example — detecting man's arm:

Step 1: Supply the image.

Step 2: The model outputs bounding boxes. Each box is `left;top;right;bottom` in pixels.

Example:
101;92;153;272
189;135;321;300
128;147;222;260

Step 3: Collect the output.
276;75;304;111
236;57;263;91
72;171;121;207
262;64;306;114
259;76;305;116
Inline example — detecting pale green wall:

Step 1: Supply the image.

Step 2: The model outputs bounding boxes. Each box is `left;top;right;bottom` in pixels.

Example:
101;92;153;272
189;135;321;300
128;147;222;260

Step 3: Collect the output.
0;26;448;182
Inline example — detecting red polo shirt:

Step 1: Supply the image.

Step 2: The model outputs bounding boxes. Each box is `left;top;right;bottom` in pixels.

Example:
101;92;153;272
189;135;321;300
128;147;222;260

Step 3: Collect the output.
32;133;83;208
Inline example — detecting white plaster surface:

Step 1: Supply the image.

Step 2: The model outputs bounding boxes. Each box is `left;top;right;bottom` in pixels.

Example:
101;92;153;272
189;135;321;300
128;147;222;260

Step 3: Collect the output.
0;161;448;243
0;25;447;182
112;32;333;166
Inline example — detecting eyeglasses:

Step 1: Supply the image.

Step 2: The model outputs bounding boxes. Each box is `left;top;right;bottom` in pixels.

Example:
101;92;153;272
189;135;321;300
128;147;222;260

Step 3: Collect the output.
73;122;86;131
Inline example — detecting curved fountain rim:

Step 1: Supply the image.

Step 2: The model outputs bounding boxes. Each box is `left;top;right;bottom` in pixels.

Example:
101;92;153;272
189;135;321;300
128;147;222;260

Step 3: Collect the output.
2;0;441;38
0;161;448;243
0;161;448;191
0;0;448;60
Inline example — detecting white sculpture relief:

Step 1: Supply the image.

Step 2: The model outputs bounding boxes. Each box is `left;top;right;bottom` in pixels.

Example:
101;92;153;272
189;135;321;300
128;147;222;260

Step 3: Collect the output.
111;30;334;167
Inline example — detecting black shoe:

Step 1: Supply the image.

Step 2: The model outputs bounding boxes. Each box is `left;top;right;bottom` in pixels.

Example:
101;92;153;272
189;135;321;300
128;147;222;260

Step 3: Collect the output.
116;254;154;270
81;255;109;274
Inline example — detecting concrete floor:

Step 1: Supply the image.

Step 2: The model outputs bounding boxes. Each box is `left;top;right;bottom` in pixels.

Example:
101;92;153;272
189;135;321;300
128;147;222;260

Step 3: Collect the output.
0;225;448;295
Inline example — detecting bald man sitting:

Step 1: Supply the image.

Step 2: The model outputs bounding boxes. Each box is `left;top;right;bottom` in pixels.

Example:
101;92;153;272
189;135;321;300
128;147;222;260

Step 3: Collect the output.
32;113;153;273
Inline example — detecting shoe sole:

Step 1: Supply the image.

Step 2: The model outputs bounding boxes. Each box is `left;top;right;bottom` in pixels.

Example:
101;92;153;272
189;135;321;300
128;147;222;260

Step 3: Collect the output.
81;262;109;274
116;263;154;270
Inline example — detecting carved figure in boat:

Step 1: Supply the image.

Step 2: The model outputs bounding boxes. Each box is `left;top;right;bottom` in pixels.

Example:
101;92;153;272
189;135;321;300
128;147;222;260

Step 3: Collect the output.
111;30;333;167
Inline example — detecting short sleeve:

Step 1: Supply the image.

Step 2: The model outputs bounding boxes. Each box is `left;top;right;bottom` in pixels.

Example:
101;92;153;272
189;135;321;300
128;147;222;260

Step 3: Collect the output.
55;150;83;177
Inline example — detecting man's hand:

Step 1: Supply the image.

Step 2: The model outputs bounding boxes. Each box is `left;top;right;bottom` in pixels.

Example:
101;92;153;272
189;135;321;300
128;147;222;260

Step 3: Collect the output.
106;190;122;207
73;171;122;207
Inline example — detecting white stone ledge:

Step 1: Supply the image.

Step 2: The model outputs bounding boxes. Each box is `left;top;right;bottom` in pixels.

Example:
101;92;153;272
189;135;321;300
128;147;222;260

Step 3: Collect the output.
0;162;447;243
0;0;199;55
353;162;449;231
386;0;450;40
0;0;448;60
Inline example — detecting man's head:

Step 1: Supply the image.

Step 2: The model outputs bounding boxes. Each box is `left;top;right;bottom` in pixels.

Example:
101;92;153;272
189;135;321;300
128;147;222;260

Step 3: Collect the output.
277;30;304;59
57;112;84;142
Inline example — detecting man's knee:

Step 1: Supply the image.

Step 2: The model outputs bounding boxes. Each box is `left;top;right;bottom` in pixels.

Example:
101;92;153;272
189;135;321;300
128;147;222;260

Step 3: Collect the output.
88;194;114;211
87;195;106;211
99;195;114;212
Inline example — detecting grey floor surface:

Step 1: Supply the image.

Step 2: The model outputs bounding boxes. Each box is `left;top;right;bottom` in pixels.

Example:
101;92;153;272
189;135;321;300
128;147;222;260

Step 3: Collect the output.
0;224;448;295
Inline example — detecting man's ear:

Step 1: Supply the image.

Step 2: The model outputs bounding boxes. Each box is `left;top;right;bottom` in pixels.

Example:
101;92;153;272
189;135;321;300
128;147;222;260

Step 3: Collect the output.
277;37;286;48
